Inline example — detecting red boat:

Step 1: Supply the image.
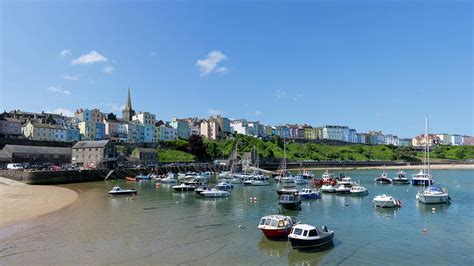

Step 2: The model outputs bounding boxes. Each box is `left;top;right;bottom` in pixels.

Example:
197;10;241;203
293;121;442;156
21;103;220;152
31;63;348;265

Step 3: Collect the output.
125;176;137;181
313;170;337;186
258;215;296;239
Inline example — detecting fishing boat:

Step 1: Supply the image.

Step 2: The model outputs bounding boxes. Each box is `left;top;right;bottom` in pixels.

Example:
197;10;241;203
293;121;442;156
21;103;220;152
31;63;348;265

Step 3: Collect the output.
108;185;137;195
215;181;234;190
372;194;401;208
335;184;351;194
374;169;392;184
200;189;230;198
350;184;369;195
294;176;308;185
321;184;336;193
288;224;334;250
258;215;296;239
172;183;195;192
299;188;321;199
411;116;434;186
416;185;450;204
278;194;302;210
393;170;410;184
337;177;354;187
276;186;298;196
125;176;137;181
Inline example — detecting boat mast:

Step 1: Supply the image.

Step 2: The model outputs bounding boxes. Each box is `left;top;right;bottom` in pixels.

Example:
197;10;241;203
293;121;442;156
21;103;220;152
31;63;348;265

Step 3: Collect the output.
283;141;287;175
426;115;430;176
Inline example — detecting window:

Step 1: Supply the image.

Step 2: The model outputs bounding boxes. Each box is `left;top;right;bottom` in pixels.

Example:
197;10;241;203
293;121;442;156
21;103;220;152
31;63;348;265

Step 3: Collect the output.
278;220;284;227
308;230;318;236
270;220;277;227
264;219;271;226
293;228;302;235
303;230;308;237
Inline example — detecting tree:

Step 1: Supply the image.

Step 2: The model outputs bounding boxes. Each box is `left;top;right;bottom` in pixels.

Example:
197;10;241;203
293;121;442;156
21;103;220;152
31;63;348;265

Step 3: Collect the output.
187;135;207;160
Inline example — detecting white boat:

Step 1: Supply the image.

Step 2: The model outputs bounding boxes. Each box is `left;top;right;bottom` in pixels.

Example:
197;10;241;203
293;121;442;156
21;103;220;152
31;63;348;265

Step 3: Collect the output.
321;184;336;193
337;177;353;187
294;176;308;185
350;184;369;195
251;175;270;186
215;181;233;190
201;189;230;198
280;176;295;183
374;170;392;184
218;171;233;179
416;185;450;204
159;175;177;183
393;170;410;184
108;185;137;195
228;177;242;184
288;224;334;250
322;170;335;179
172;183;195;192
136;173;150;180
335;184;351;194
372;194;401;208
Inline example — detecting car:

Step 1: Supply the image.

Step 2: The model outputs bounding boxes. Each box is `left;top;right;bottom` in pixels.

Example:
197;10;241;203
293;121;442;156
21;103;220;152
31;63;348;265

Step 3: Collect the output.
7;163;24;170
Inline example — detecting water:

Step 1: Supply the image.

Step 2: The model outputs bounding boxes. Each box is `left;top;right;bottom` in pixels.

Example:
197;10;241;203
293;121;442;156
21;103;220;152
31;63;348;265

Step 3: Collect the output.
1;170;473;265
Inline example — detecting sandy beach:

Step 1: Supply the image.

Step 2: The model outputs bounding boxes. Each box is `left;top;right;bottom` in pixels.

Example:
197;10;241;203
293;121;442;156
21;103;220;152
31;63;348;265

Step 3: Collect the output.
0;177;78;229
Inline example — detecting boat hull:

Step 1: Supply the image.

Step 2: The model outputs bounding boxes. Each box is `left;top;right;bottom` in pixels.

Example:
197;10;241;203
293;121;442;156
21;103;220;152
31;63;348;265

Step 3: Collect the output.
300;193;320;199
289;233;334;250
108;190;137;195
351;190;368;196
279;202;301;210
412;179;434;186
373;200;400;208
173;187;195;192
261;228;291;239
416;194;450;204
393;179;410;184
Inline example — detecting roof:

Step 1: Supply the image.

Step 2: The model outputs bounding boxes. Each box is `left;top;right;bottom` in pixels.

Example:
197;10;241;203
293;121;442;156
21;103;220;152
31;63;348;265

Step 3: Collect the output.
72;140;110;149
28;122;65;129
135;147;156;153
2;145;71;156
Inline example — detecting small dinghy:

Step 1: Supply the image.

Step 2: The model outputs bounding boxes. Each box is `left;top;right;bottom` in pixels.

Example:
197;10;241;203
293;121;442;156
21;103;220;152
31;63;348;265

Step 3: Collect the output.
125;176;137;181
288;224;334;250
108;185;137;195
372;194;401;208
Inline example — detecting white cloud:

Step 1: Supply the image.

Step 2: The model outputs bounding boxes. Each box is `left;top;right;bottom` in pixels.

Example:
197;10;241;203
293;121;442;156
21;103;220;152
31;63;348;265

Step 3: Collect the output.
208;108;225;116
59;49;71;58
63;74;84;81
150;51;157;57
71;50;108;65
47;85;71;95
45;108;74;117
255;110;263;116
273;89;287;99
103;66;115;74
196;50;228;77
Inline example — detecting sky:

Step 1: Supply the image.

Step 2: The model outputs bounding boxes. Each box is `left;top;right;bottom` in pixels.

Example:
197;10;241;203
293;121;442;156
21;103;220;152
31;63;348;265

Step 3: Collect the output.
0;0;472;137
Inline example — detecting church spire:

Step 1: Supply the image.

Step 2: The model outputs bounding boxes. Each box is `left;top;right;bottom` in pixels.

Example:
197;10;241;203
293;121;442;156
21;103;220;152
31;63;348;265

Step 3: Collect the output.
122;87;135;121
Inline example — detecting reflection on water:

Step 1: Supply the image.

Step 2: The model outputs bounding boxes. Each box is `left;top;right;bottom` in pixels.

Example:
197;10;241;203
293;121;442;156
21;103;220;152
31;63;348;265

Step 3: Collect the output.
0;169;472;265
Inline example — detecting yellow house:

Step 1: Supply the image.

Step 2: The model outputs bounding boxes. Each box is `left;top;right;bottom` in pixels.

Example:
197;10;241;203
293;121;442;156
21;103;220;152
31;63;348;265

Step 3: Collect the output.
78;121;96;141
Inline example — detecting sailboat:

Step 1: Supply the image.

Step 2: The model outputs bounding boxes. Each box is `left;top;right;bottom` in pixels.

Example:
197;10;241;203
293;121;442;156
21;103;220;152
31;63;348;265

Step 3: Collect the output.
275;142;294;183
251;146;270;186
415;115;451;204
411;115;434;186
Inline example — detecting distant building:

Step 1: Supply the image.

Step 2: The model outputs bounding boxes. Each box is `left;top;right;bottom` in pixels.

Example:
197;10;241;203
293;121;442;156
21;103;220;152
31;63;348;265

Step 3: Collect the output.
200;117;221;140
357;133;367;144
131;147;157;165
22;121;65;141
0;145;71;164
0;114;22;138
72;140;115;168
133;112;156;143
462;136;474;146
171;117;190;139
450;134;462;146
436;134;451;145
348;128;357;143
74;108;103;123
322;125;349;142
412;134;440;148
154;124;177;141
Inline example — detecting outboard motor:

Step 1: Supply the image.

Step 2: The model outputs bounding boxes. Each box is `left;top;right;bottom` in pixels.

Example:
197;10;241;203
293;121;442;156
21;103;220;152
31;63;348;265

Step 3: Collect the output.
322;225;328;232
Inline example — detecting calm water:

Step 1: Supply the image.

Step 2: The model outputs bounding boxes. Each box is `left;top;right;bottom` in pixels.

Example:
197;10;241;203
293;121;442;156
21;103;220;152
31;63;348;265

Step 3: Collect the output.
1;170;473;265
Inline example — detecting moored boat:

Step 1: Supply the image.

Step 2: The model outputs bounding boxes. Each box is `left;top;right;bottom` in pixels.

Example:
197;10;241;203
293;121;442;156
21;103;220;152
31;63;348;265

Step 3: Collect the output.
201;189;230;198
276;186;298;196
372;194;401;208
195;185;211;195
337;177;354;187
299;188;320;199
416;185;450;204
321;184;336;193
375;170;392;184
172;183;195;192
125;176;137;181
350;184;369;195
393;170;410;184
108;185;137;195
278;194;302;210
294;175;308;185
288;224;334;250
335;184;351;194
215;181;234;190
258;215;296;239
136;173;150;180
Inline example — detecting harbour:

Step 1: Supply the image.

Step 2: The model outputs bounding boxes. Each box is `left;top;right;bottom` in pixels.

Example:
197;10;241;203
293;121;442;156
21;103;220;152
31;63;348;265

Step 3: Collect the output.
0;169;472;265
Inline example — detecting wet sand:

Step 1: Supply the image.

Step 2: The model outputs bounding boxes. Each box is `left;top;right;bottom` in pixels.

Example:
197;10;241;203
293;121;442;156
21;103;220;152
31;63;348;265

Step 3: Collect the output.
0;177;78;229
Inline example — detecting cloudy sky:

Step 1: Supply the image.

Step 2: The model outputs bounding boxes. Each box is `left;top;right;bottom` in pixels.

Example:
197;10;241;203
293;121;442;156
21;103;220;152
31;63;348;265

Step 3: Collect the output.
1;0;472;137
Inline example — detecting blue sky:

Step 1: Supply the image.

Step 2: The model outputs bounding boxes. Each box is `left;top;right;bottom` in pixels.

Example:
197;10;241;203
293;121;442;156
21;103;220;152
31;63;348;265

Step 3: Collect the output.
1;0;472;137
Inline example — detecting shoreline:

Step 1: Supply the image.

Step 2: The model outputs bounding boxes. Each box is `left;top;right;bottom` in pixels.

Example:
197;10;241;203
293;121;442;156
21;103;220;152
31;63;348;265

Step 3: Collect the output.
297;164;474;171
0;177;78;229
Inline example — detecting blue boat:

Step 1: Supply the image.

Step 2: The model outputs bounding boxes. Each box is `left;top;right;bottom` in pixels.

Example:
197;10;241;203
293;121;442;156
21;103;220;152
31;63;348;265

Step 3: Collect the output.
299;188;321;199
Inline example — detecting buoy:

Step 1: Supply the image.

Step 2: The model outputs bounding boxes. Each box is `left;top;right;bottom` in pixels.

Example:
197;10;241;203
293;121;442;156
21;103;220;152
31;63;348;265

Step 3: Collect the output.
345;203;349;206
176;201;179;204
423;228;428;233
238;225;242;228
432;208;436;212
